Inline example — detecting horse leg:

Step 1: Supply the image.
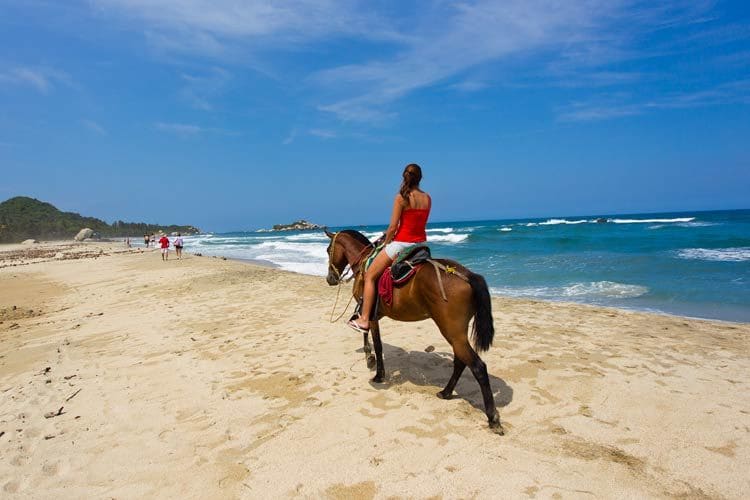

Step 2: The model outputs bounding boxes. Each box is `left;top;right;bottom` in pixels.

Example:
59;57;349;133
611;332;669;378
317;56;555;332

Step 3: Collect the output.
364;331;376;370
437;356;465;400
351;309;374;367
370;320;385;383
363;331;371;354
454;342;503;434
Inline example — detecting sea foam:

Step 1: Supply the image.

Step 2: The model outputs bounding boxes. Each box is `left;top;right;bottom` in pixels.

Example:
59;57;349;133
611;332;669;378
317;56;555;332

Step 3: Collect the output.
539;218;590;225
676;247;750;262
612;217;695;224
428;233;469;243
491;281;648;300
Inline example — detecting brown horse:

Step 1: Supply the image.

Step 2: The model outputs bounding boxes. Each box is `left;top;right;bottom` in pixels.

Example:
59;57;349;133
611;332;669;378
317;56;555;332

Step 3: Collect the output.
325;229;503;433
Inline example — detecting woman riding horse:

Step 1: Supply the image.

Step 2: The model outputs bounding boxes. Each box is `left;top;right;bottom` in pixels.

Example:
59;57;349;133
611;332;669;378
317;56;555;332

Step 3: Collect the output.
348;163;431;334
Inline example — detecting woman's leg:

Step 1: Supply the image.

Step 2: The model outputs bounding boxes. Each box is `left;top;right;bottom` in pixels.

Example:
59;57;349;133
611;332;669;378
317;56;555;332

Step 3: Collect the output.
354;250;393;328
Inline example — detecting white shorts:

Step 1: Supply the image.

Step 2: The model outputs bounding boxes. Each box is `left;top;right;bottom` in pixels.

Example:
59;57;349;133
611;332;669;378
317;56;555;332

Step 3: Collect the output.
384;241;421;259
161;248;169;254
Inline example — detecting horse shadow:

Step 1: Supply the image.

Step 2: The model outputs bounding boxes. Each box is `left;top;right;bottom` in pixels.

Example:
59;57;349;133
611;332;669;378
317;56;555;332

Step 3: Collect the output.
357;342;513;413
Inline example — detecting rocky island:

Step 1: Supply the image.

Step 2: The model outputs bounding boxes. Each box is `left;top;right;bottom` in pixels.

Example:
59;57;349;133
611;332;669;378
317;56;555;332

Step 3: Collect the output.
269;219;324;231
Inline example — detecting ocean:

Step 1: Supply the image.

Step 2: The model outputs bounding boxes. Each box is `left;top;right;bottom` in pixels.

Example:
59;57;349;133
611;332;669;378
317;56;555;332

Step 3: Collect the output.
174;209;750;323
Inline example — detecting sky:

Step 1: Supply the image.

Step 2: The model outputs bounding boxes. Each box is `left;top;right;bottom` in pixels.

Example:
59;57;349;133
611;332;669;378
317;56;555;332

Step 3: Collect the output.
1;0;749;232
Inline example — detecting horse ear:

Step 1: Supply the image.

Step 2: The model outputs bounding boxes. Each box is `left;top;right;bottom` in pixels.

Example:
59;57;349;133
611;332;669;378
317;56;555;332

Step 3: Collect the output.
324;228;335;239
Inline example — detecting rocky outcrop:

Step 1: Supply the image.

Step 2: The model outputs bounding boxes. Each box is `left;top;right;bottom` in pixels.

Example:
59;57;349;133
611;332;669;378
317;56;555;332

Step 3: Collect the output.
74;228;95;241
270;220;324;231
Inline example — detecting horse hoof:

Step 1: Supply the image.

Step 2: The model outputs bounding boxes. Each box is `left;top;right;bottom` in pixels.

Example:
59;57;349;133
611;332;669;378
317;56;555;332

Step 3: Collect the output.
371;375;384;384
436;390;453;400
489;413;504;435
366;355;376;370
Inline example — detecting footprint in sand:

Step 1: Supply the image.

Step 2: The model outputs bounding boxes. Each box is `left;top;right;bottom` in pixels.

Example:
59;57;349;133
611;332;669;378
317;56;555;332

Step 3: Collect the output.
41;460;62;476
3;479;22;493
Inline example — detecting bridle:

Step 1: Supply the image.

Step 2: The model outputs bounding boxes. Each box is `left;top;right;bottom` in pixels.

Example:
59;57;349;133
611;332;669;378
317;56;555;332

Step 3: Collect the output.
327;232;374;285
327;232;376;322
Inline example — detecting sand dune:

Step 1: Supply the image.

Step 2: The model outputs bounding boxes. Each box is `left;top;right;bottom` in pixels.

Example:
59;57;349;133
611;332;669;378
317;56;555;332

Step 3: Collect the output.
1;242;748;498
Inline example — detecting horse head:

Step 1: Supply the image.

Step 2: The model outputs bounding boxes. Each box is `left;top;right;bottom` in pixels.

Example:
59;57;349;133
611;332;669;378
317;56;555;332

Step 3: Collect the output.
324;229;372;286
325;229;348;286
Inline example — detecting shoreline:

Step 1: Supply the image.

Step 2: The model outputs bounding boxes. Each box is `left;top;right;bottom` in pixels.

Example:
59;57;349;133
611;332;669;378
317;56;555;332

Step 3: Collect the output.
2;241;748;325
189;245;750;326
1;241;749;497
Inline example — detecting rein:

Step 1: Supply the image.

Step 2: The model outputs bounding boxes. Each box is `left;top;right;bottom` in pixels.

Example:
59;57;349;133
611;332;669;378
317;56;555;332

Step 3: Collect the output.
328;233;375;323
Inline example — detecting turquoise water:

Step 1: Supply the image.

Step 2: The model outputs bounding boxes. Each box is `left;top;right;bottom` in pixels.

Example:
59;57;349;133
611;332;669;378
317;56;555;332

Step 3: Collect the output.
182;209;750;323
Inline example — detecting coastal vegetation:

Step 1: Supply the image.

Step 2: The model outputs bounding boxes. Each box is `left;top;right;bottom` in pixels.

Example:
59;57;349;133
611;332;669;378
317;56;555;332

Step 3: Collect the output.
0;196;199;243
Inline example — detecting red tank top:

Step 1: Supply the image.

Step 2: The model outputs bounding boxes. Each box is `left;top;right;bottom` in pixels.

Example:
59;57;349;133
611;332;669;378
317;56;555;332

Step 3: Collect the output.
394;197;431;243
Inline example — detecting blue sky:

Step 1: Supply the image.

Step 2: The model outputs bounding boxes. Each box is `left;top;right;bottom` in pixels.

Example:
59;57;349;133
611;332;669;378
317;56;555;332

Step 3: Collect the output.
1;0;749;232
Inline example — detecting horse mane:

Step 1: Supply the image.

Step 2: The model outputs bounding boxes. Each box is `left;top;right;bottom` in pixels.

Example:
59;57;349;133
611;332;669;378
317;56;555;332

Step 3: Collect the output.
339;229;372;247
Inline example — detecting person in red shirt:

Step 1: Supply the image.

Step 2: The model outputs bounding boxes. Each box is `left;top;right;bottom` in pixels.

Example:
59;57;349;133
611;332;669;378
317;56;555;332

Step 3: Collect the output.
159;234;170;261
348;163;431;334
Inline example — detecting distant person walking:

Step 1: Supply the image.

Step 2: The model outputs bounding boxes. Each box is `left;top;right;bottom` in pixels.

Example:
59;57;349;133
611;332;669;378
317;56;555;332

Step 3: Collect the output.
159;234;170;261
173;233;184;260
144;234;150;248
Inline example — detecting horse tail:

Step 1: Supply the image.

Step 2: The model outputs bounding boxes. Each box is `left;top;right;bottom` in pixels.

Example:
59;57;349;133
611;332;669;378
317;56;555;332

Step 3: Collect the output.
468;272;495;352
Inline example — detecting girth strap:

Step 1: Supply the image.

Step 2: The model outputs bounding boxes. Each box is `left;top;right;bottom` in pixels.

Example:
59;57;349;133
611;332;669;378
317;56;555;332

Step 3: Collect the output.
427;259;469;302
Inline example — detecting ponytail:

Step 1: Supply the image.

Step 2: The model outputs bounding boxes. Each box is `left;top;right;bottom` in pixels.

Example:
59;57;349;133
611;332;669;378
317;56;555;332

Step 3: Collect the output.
399;163;423;200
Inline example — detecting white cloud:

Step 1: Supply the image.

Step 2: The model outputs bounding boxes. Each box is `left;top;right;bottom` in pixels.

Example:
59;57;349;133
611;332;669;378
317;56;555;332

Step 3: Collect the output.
0;66;72;94
558;79;750;121
308;128;336;139
88;0;747;123
282;128;297;145
92;0;404;52
154;121;240;137
312;1;625;119
82;119;107;135
180;67;231;111
154;122;205;136
450;80;489;93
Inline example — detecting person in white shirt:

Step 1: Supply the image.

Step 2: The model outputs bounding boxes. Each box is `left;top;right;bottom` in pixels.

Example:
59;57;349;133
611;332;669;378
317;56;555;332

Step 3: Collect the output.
173;233;184;259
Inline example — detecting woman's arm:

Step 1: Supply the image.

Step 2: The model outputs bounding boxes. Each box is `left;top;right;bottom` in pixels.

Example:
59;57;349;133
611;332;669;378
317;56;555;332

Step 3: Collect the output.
384;194;405;244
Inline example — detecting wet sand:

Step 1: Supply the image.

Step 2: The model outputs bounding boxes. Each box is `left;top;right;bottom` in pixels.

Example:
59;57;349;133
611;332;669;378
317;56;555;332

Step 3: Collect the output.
1;242;748;498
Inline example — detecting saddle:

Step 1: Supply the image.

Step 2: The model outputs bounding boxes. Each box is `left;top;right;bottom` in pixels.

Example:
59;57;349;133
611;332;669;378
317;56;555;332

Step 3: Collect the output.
378;245;431;306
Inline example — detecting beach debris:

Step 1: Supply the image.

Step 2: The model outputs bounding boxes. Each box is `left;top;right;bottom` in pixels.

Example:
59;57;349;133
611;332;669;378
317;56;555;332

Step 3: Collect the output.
44;434;56;440
44;407;64;419
424;345;435;352
63;374;77;380
190;337;197;341
40;366;51;375
65;389;82;402
195;252;202;256
0;431;5;438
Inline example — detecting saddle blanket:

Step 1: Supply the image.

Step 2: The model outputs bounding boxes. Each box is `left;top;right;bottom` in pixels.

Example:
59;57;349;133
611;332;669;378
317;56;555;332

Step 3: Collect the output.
377;245;431;307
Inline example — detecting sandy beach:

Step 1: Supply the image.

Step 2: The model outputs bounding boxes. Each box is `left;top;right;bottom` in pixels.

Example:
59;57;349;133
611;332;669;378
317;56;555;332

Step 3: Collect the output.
1;242;748;498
